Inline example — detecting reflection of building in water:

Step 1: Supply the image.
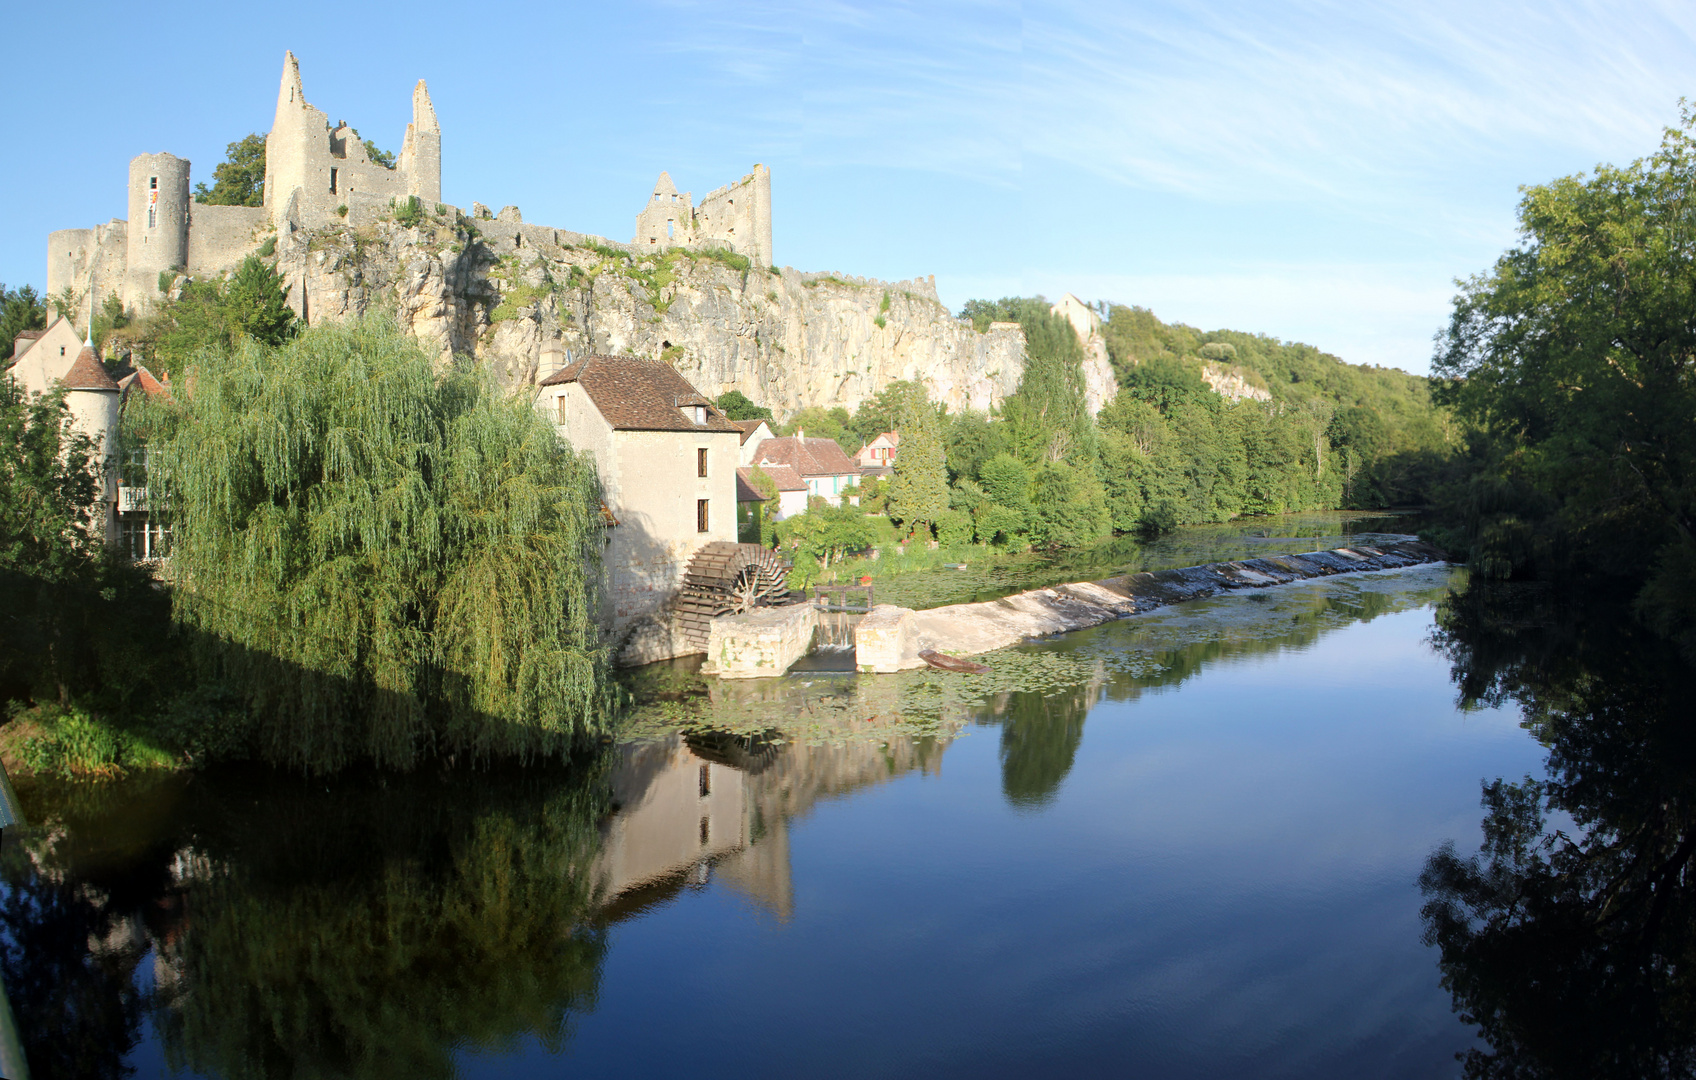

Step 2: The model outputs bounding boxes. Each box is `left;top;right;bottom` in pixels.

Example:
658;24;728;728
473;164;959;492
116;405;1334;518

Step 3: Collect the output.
593;730;949;921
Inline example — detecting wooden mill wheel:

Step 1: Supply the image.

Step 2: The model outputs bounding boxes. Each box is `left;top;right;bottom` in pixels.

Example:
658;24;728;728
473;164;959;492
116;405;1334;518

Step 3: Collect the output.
674;542;790;652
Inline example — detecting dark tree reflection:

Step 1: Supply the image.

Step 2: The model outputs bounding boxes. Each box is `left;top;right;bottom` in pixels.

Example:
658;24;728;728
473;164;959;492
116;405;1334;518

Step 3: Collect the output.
997;687;1091;810
6;758;614;1080
1422;580;1696;1078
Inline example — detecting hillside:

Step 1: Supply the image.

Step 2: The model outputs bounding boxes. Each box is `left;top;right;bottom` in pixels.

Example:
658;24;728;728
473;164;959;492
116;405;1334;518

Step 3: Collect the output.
1099;304;1451;461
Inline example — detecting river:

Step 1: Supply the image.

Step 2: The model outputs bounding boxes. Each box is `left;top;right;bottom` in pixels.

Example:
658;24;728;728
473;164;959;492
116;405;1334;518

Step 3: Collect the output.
5;521;1685;1078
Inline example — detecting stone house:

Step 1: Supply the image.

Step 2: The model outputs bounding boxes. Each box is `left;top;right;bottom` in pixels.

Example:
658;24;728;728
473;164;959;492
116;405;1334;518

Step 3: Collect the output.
6;316;86;397
7;323;177;557
737;463;809;523
731;418;775;466
537;355;742;635
751;434;861;506
856;430;899;469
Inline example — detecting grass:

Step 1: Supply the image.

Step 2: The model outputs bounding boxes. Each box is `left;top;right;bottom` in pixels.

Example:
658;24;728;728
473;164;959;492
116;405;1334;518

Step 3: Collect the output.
4;703;181;780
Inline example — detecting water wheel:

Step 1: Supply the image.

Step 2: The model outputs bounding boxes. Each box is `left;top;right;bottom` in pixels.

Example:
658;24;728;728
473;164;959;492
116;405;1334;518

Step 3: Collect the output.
674;542;790;651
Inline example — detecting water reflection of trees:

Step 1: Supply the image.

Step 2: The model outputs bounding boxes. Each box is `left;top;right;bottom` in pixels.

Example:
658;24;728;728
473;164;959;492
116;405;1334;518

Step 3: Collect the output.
1421;581;1696;1078
5;762;613;1080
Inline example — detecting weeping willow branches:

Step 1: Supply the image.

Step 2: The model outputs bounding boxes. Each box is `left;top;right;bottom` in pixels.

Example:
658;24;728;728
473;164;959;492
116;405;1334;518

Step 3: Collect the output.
137;317;617;773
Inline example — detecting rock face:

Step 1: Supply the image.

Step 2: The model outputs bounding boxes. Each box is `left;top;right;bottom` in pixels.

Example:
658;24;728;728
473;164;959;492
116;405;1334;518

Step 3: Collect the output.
274;211;1026;418
1200;361;1272;403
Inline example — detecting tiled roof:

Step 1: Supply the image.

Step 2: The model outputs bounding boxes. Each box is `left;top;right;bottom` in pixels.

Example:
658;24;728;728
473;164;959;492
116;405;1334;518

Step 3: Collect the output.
61;346;118;391
117;363;172;400
753;435;859;479
730;418;770;445
11;325;49;360
734;471;764;503
738;464;808;494
540;354;741;433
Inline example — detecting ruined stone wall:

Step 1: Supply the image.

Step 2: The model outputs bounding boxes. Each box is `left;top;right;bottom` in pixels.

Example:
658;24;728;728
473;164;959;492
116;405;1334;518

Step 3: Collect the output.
46;220;127;328
271;211;1025;420
1051;292;1119;415
693;165;771;266
634;172;692;251
263;51;438;234
186;203;268;277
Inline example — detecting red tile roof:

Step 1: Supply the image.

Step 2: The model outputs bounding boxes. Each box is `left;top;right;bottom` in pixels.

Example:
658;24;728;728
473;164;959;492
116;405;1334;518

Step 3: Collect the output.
540;354;741;433
730;418;771;445
734;471;765;503
738;464;807;494
753;435;859;479
117;362;172;400
61;346;118;391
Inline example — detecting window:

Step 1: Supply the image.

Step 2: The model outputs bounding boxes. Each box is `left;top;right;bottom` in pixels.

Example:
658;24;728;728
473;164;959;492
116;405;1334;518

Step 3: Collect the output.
667;220;674;239
699;765;711;798
556;395;567;423
149;176;157;191
697;447;708;477
692;405;706;425
329;168;338;194
697;499;709;532
148;208;156;229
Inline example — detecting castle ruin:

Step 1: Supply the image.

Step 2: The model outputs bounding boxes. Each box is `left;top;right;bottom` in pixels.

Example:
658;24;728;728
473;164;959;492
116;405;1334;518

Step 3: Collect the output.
46;52;770;326
633;166;772;267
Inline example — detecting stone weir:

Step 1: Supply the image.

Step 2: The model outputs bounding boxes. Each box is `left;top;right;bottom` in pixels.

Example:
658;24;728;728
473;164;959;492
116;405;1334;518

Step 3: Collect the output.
702;539;1447;678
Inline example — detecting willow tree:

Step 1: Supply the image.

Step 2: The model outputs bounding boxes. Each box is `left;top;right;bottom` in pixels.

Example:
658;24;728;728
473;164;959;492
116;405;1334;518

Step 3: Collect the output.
140;317;617;773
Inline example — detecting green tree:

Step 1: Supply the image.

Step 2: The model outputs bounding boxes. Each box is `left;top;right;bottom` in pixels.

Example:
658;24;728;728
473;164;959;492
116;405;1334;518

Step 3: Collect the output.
714;389;773;421
138;316;618;773
1433;108;1696;643
886;385;949;535
850;380;931;447
783;500;874;570
0;283;47;360
193;133;266;207
140;256;297;376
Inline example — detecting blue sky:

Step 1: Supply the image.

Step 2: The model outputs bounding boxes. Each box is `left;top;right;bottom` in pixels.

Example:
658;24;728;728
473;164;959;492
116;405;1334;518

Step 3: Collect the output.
5;0;1694;374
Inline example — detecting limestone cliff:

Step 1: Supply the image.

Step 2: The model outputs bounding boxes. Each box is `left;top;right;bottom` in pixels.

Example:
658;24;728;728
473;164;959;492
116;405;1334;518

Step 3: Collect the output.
274;209;1025;417
1199;361;1272;403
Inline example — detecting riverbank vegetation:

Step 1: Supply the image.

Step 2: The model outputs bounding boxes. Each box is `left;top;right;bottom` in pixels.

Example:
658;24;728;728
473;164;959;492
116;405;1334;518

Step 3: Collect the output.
2;316;621;778
1428;109;1696;657
746;292;1453;589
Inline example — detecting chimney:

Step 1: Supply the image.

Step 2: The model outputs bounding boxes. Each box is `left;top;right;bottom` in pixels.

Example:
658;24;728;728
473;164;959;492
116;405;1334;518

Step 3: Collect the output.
796;428;805;442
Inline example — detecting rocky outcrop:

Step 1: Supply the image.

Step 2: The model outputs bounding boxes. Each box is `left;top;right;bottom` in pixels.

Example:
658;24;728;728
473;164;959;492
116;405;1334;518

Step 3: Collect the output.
1200;361;1272;403
273;209;1026;418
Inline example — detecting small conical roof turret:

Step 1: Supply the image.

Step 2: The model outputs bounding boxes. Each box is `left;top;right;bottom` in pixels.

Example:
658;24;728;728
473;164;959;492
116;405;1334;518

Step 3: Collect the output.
62;344;118;392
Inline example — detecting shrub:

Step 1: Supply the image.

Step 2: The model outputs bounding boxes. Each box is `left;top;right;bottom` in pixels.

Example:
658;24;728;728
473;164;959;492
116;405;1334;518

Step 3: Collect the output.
935;508;973;547
15;703;179;779
394;196;425;228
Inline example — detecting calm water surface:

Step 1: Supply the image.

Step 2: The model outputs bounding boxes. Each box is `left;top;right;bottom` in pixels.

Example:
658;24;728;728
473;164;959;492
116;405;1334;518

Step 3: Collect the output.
7;565;1562;1077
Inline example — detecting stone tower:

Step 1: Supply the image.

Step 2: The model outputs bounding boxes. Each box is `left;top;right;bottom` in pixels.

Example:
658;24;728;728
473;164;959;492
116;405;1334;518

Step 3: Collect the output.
61;340;122;541
124;153;190;311
398;79;441;206
263;50;442;231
